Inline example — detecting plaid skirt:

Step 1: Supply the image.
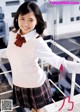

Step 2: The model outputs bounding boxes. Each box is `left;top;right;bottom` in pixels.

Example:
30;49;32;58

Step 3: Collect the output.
13;78;53;110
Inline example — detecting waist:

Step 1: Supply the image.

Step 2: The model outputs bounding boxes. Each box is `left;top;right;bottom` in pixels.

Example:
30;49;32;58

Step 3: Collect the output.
12;71;46;88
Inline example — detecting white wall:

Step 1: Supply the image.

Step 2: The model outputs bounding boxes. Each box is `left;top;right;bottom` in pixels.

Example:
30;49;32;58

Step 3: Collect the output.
45;4;80;39
0;0;24;27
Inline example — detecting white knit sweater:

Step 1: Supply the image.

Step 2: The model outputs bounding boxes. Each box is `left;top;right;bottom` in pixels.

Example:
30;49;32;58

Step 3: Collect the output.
0;30;80;88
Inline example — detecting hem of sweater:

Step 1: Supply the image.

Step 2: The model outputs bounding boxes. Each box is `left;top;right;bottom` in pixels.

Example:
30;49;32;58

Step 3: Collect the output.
13;76;47;88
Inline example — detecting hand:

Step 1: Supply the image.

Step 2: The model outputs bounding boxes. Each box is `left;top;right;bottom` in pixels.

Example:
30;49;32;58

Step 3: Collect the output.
59;64;68;80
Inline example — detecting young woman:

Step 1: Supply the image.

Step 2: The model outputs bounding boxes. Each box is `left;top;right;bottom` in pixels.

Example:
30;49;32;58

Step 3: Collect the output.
0;1;80;112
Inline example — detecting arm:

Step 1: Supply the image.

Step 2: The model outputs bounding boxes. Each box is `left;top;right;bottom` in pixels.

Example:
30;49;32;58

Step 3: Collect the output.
35;37;80;74
0;48;7;59
0;31;12;59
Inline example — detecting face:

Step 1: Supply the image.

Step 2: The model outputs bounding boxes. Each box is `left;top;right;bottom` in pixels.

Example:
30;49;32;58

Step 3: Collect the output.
18;12;37;35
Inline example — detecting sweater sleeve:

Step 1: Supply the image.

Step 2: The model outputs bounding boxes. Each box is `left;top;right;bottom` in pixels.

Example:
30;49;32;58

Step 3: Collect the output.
35;37;80;74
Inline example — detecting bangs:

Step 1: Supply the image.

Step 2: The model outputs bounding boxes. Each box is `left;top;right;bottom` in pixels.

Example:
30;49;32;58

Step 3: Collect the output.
18;7;32;16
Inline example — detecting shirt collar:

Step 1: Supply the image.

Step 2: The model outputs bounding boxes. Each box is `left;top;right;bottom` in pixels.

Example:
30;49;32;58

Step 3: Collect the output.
17;29;37;41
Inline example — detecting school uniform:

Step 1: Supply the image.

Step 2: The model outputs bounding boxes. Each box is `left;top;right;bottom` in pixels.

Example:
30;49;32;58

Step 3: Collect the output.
6;29;54;109
1;29;80;110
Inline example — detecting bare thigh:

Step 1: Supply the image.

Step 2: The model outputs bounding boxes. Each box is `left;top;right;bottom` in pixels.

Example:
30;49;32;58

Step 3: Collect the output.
32;108;44;112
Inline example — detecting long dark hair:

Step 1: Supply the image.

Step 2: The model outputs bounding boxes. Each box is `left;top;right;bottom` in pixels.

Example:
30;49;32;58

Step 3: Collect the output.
13;1;46;35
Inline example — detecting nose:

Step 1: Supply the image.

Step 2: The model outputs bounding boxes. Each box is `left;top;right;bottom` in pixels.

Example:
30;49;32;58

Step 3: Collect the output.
23;20;29;26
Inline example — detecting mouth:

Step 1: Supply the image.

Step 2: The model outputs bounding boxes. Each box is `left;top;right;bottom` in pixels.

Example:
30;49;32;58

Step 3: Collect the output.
22;27;30;30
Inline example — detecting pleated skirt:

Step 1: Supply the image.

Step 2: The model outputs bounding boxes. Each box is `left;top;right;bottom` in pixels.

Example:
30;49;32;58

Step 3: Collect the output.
13;78;53;110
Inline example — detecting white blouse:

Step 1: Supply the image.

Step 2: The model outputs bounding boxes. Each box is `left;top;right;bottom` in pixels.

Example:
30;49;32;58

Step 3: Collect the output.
0;29;80;88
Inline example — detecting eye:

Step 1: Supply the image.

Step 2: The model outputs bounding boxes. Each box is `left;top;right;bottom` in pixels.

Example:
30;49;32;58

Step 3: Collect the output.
19;16;25;20
21;18;24;20
29;19;34;22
